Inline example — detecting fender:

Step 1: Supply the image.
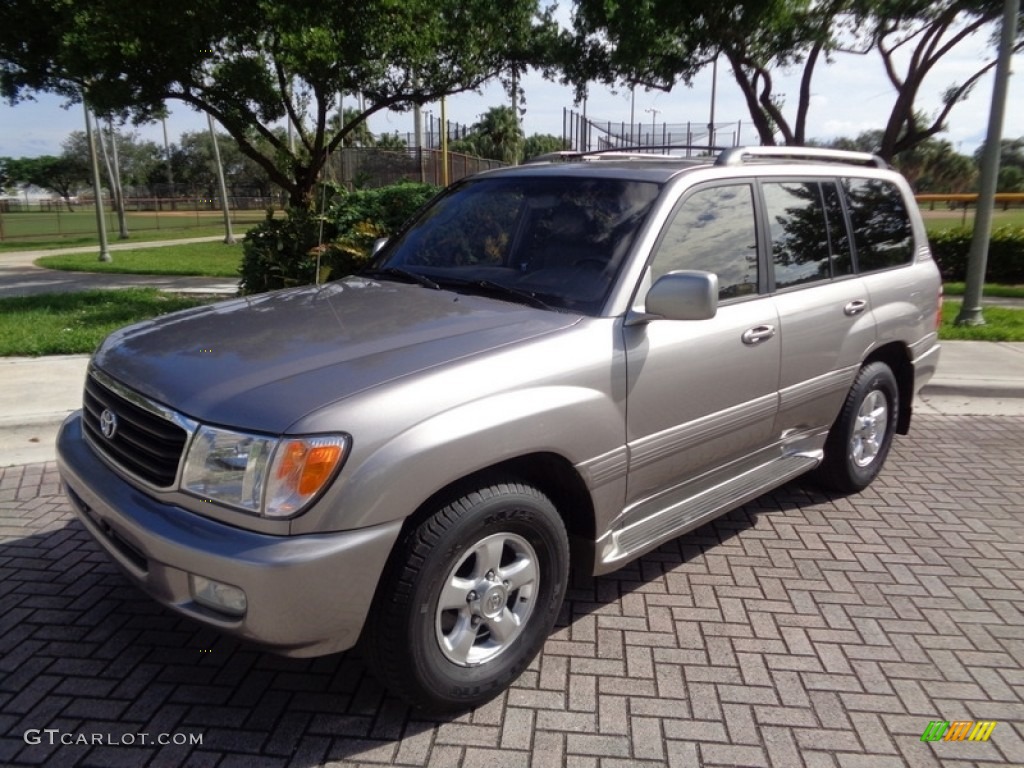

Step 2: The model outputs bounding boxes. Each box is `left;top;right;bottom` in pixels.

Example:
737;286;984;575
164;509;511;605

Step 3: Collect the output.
293;382;627;534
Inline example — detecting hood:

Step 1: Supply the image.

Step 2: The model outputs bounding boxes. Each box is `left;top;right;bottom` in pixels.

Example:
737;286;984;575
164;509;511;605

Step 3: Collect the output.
93;277;580;432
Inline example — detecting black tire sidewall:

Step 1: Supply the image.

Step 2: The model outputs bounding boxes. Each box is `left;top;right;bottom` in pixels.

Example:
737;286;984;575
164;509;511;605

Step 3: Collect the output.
401;485;568;710
835;362;898;490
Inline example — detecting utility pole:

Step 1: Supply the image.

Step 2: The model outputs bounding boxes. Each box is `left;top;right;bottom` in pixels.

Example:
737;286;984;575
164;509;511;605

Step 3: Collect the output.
708;57;718;149
207;113;236;245
161;114;176;210
645;108;660;151
955;0;1019;326
83;99;111;262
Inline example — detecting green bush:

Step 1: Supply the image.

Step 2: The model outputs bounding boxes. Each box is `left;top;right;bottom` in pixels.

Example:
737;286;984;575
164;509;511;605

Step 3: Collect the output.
239;182;439;295
239;208;336;295
930;225;1024;284
324;182;439;275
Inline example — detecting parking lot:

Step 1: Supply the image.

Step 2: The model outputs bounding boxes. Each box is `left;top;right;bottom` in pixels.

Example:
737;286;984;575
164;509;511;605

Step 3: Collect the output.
1;413;1022;767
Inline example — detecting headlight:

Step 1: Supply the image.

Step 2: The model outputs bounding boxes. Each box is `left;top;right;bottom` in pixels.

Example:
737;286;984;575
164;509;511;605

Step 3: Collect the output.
182;425;348;518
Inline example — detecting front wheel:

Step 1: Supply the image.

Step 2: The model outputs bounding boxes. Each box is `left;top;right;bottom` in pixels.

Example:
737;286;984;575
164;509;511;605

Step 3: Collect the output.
361;481;569;712
815;361;899;494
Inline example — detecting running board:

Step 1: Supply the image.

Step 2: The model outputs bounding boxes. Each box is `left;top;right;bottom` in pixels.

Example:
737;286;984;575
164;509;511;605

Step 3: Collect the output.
602;454;819;568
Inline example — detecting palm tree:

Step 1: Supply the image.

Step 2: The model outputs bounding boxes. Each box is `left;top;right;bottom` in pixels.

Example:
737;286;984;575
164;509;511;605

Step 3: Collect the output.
471;106;524;164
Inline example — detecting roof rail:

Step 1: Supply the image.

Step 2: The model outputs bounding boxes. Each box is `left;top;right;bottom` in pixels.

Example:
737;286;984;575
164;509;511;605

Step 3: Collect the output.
715;146;889;169
524;145;725;164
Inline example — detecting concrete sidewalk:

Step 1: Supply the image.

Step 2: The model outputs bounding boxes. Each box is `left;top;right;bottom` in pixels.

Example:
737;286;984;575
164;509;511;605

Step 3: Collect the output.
0;236;241;298
1;341;1023;467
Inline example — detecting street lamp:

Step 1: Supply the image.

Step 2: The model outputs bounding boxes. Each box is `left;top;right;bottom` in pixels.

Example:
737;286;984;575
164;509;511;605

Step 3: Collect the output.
645;108;660;150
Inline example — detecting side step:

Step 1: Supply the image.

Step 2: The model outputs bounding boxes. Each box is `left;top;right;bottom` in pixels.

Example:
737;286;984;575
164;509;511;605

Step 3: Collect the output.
604;454;818;567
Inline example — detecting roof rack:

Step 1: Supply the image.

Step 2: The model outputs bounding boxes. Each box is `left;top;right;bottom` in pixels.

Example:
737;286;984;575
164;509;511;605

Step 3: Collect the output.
525;145;725;164
715;146;889;169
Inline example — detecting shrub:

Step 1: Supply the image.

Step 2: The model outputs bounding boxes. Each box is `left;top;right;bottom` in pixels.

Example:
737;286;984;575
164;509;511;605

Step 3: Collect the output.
239;182;439;294
311;182;439;282
239;208;336;295
930;225;1024;284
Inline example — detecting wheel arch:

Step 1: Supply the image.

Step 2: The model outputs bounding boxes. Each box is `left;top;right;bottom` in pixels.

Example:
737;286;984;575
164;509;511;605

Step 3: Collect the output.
396;452;596;576
863;341;913;434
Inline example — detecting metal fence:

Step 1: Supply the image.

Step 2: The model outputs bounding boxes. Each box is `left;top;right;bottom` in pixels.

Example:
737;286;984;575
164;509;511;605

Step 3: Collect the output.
0;198;270;242
0;145;505;242
562;108;748;154
323;147;505;190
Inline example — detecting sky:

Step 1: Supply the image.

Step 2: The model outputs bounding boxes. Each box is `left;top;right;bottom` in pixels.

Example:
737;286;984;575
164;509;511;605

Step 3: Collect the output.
0;21;1021;161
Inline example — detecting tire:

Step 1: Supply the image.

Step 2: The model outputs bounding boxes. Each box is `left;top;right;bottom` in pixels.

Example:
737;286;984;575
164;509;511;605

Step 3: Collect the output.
361;481;569;712
815;361;899;494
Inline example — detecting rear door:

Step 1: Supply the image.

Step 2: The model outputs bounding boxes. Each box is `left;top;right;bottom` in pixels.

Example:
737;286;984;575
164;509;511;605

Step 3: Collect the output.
760;178;876;442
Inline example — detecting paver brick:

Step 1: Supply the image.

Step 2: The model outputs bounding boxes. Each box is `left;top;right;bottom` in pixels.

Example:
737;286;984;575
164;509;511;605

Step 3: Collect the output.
2;415;1023;767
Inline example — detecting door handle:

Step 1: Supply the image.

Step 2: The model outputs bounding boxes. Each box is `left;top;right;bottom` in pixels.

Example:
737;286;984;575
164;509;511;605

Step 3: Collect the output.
844;299;868;316
741;325;776;345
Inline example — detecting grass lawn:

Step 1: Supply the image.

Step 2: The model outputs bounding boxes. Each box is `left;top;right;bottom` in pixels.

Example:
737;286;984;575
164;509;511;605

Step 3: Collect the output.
0;289;219;356
942;282;1024;299
940;300;1024;341
35;241;243;278
0;211;265;252
921;206;1024;233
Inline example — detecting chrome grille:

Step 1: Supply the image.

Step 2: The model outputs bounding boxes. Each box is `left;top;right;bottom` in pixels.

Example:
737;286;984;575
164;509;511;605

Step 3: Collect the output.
82;371;190;488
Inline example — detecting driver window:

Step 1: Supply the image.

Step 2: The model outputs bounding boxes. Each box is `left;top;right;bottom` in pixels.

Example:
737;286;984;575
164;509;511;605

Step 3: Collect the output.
651;184;759;300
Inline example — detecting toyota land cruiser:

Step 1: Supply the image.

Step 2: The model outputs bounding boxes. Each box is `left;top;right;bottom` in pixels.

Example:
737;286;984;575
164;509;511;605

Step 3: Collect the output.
57;146;942;711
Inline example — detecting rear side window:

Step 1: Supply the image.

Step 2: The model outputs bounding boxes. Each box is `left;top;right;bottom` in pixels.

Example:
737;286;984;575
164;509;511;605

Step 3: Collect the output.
651;184;759;300
762;181;830;289
843;178;914;272
762;180;856;289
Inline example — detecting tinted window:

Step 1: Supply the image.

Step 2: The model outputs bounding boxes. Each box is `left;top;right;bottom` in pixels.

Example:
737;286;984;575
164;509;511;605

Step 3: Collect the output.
382;177;661;315
652;184;758;300
762;181;830;289
824;182;854;277
843;178;913;272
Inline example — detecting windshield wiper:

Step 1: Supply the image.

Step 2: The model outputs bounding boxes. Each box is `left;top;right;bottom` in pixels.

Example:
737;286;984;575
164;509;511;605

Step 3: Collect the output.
360;267;440;290
453;279;552;310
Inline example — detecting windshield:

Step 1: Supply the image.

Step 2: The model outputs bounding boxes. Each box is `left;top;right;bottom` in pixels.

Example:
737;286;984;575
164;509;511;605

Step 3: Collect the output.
376;175;661;315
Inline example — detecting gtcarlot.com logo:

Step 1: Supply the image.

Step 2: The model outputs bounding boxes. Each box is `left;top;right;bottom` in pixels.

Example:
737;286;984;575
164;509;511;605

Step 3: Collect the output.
920;720;996;742
24;729;203;747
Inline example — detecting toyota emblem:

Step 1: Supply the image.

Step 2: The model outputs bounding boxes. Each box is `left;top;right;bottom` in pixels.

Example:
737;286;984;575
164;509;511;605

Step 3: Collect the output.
99;408;118;439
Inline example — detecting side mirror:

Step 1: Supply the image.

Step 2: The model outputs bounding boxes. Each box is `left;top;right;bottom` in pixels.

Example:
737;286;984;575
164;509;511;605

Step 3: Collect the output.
372;237;389;256
635;270;718;322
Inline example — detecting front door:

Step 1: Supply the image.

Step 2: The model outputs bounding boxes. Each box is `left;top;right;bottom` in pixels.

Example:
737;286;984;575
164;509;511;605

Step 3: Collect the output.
623;181;780;518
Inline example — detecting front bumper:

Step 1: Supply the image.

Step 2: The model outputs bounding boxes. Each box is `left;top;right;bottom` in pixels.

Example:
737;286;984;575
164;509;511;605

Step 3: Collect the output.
56;412;401;657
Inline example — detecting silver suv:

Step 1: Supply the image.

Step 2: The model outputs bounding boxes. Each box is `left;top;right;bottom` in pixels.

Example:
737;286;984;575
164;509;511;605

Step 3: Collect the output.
57;146;942;711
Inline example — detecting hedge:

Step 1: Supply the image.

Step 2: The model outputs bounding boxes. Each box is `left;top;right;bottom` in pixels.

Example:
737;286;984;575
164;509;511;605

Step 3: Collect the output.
240;182;439;295
930;225;1024;284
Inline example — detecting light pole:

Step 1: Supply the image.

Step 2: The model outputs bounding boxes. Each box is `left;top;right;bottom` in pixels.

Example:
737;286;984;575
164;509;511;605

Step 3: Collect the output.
708;57;718;149
207;113;236;245
82;98;111;262
645;108;660;150
955;0;1019;326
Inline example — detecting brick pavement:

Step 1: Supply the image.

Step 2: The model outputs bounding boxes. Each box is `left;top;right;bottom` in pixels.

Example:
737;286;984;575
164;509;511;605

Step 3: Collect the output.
1;415;1022;767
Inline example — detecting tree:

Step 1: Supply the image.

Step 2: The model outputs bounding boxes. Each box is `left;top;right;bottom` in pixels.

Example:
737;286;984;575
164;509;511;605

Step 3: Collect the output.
169;130;275;199
0;0;557;208
854;1;1024;159
568;0;835;145
5;154;88;210
61;129;163;194
471;106;525;164
567;0;1023;160
824;131;977;191
374;132;409;150
523;134;571;160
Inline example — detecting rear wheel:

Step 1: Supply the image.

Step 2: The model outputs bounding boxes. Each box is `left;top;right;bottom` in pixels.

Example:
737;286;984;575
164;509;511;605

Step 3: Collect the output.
362;481;569;712
815;361;899;493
